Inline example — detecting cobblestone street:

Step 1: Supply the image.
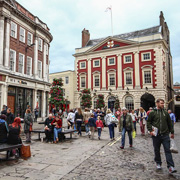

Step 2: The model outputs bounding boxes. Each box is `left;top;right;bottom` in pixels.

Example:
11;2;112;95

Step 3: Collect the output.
0;122;180;180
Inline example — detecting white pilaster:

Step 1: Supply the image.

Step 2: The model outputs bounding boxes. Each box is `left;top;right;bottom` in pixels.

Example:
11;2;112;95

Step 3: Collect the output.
33;89;37;109
102;56;106;89
4;18;10;68
43;43;46;81
0;16;5;66
134;52;140;88
117;54;122;89
41;91;46;119
87;58;91;89
33;37;38;78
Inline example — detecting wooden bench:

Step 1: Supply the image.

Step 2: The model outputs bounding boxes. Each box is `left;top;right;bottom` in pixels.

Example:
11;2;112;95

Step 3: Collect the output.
32;129;76;141
0;143;22;160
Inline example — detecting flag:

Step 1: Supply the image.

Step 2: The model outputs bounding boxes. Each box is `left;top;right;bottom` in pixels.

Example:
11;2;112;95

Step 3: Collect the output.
105;6;112;12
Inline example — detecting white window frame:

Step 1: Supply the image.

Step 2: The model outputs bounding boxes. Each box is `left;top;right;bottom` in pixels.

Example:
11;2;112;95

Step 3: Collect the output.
38;60;42;78
108;57;115;66
19;27;25;43
18;53;24;74
27;32;33;46
94;74;100;87
38;38;43;51
125;96;134;110
65;76;69;84
125;72;133;85
80;76;86;88
10;49;16;72
124;55;132;64
26;56;32;76
123;68;133;86
141;52;151;62
93;59;100;67
142;69;153;85
108;73;116;86
80;61;86;69
10;21;17;39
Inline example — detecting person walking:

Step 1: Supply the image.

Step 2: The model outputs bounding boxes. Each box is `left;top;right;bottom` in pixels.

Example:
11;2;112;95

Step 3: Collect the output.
24;109;33;143
119;107;134;149
34;107;39;122
105;109;115;141
88;113;96;139
74;108;83;136
83;108;91;135
96;116;104;140
67;109;75;129
130;110;137;132
168;109;176;129
138;107;147;135
147;99;176;173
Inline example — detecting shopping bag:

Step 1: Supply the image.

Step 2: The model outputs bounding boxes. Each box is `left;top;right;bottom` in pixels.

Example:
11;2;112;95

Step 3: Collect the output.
170;138;178;154
21;144;31;158
29;125;33;132
132;130;136;139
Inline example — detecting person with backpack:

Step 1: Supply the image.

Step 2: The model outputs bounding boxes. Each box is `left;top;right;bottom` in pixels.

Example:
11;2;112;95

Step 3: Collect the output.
105;109;115;141
96;116;104;140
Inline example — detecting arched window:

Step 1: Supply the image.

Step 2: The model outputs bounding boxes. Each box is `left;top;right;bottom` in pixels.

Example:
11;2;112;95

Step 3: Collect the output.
94;97;98;109
125;96;134;110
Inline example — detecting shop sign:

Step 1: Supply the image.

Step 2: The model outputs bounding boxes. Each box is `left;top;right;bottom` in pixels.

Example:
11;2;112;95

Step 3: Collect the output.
18;80;27;85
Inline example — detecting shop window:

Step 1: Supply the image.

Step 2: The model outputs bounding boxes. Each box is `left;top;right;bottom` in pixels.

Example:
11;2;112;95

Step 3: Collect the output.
11;21;17;38
10;49;16;71
19;27;25;43
125;96;134;110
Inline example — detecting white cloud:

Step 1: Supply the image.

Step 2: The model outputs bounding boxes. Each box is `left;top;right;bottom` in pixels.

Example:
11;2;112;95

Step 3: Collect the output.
17;0;180;83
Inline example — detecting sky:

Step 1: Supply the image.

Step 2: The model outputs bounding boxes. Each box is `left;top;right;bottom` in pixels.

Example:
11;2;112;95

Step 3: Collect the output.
17;0;180;83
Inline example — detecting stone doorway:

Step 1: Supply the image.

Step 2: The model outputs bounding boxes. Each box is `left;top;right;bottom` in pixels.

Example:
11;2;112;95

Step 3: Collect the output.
141;93;155;112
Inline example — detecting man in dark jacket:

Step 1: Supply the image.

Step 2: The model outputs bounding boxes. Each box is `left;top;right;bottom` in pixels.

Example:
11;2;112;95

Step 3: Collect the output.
6;108;14;125
147;99;176;173
44;114;54;142
0;115;9;143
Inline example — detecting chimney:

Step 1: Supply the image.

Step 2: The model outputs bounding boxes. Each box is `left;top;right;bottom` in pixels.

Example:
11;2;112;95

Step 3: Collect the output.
82;28;90;47
159;11;164;27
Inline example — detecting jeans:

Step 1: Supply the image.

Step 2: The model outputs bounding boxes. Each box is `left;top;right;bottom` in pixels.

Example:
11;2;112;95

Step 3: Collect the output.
85;124;89;134
54;128;61;141
108;124;115;139
152;135;174;168
121;128;132;147
133;121;136;132
97;128;102;137
76;121;82;135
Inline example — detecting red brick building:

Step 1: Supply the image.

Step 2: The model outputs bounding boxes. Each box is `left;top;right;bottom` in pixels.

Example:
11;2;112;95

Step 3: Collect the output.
0;0;53;119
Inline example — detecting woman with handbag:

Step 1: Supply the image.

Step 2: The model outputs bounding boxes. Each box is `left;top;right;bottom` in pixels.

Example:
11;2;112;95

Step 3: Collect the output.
24;109;33;143
119;107;134;149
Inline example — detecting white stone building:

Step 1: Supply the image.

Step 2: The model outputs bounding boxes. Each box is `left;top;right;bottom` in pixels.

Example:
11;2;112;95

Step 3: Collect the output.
0;0;53;119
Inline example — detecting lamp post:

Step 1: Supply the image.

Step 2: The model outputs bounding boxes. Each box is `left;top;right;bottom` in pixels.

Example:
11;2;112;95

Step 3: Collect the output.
25;43;35;52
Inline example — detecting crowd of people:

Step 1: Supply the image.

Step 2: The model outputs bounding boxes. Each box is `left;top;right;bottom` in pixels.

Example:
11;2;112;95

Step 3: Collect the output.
0;99;177;173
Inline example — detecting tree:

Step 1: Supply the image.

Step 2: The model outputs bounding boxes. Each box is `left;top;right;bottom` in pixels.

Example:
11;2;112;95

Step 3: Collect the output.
96;94;105;109
114;98;120;110
49;78;65;110
80;89;92;108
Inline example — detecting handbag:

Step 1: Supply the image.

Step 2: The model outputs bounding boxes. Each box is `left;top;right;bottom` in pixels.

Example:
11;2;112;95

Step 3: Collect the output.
110;114;118;124
21;144;31;158
29;125;32;132
170;138;178;154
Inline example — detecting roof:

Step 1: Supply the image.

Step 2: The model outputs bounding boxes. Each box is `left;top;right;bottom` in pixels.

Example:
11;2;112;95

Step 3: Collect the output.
86;25;161;47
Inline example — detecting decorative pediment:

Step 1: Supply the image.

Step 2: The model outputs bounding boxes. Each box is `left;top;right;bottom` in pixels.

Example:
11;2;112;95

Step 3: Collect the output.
87;37;137;53
141;65;153;69
123;67;133;71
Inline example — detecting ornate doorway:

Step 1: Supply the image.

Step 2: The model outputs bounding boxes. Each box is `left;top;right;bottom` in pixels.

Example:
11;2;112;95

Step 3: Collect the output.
141;93;155;111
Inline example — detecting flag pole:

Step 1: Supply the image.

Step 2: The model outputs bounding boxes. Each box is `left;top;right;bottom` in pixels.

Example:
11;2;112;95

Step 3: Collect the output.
110;6;113;36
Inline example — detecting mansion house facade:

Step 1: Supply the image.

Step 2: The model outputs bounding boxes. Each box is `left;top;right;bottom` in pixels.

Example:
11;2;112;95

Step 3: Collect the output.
73;11;174;111
0;0;52;119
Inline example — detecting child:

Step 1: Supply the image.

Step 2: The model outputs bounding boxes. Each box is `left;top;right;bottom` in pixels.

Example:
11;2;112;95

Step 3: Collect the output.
96;116;104;140
88;113;96;139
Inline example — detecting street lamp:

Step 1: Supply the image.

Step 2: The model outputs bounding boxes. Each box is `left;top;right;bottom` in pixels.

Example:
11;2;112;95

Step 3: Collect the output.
25;43;35;52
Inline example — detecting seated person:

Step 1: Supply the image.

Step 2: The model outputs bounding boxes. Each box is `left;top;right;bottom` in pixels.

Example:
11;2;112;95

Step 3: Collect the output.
0;114;8;143
44;114;54;143
7;117;22;158
51;115;62;143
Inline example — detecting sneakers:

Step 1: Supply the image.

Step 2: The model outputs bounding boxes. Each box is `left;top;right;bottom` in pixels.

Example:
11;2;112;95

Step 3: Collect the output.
169;166;177;173
156;164;162;170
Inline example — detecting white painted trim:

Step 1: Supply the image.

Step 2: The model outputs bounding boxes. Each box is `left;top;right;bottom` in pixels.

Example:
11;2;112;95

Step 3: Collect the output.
142;68;153;85
19;27;25;43
27;32;33;46
18;53;25;74
26;56;32;76
10;21;17;39
108;57;115;66
124;54;132;64
80;61;86;69
93;59;100;67
108;72;116;87
10;49;16;72
141;52;151;62
93;74;100;88
124;69;133;86
38;38;43;51
80;75;86;89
